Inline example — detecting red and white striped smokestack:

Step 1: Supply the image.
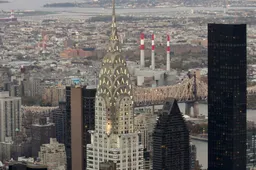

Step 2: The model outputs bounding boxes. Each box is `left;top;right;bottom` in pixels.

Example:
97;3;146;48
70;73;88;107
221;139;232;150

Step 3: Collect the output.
10;10;14;18
151;33;155;70
166;34;171;71
140;33;145;67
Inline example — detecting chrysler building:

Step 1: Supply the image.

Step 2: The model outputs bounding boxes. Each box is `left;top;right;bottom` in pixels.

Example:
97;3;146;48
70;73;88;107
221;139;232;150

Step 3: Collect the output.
86;0;144;169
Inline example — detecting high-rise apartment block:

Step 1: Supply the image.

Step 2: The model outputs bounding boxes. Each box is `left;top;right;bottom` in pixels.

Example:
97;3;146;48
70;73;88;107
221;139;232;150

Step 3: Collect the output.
9;84;22;97
22;106;57;139
52;102;66;143
134;112;157;170
208;24;247;170
0;67;10;91
153;99;190;170
26;77;41;97
0;137;13;161
42;86;66;106
38;138;66;170
86;1;144;169
134;112;157;151
65;86;71;170
0;91;21;142
31;117;56;158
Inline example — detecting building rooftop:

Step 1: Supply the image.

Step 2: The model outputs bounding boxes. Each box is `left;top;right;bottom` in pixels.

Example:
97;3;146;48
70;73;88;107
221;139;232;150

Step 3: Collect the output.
8;161;48;169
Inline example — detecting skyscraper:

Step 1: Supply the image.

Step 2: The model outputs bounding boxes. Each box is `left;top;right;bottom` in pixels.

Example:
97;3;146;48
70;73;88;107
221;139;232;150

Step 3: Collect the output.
86;0;144;169
70;86;96;170
152;99;190;170
65;86;71;170
52;102;66;143
38;138;66;170
31;117;56;158
0;91;21;142
208;24;247;170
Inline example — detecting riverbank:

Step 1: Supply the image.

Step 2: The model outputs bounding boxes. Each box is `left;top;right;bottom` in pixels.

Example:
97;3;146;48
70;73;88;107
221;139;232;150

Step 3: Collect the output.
44;3;80;8
199;96;256;109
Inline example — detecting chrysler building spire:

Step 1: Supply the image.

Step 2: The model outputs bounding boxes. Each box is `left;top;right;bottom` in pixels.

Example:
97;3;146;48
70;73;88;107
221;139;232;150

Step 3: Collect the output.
108;0;120;52
86;0;144;169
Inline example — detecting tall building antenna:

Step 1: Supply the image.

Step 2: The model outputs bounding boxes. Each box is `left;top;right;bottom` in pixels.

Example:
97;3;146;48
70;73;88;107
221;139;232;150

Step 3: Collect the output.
10;10;14;18
151;33;155;70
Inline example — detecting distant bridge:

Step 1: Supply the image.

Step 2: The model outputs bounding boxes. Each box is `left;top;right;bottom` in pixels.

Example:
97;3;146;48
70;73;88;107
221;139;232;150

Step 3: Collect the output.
133;74;256;117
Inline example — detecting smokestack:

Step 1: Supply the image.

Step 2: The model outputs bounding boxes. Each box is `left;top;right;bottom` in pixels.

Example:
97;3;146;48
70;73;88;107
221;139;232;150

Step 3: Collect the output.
151;33;155;70
166;34;171;71
10;10;14;18
140;33;145;67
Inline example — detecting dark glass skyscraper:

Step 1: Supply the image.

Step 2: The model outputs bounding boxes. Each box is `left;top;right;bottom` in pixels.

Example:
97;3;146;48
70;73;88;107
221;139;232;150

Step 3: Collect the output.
153;99;190;170
52;101;66;143
65;86;71;170
208;24;247;170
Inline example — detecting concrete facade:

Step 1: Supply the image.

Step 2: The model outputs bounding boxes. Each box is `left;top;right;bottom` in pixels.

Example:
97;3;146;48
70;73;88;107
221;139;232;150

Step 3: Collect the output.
38;138;66;170
0;91;21;142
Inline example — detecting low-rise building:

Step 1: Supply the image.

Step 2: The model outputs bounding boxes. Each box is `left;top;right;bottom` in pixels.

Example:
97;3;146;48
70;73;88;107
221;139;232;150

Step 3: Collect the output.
38;138;66;170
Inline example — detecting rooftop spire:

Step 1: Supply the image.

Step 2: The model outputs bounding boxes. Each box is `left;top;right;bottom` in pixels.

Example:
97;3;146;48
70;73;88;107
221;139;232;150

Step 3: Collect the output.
112;0;116;23
108;0;121;52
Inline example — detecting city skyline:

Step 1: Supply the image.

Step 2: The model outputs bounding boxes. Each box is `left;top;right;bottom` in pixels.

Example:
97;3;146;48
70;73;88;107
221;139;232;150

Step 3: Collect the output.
0;0;256;169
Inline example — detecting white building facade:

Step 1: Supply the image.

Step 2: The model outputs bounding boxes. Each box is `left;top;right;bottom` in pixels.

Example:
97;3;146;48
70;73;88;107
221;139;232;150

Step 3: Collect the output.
38;138;66;170
0;91;21;142
86;0;144;169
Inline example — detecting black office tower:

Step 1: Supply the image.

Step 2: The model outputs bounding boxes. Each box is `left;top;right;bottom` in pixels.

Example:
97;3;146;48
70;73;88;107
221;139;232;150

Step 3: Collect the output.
208;24;247;170
52;101;66;143
153;99;190;170
82;87;96;170
65;86;71;170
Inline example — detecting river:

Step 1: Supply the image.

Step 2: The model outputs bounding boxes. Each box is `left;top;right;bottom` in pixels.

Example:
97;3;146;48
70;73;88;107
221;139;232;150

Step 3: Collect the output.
178;103;256;169
1;0;256;12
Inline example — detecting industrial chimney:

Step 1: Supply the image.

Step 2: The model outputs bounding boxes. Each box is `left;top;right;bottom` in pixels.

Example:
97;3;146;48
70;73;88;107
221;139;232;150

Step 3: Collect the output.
151;33;155;70
140;33;145;67
10;10;14;18
166;34;171;71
